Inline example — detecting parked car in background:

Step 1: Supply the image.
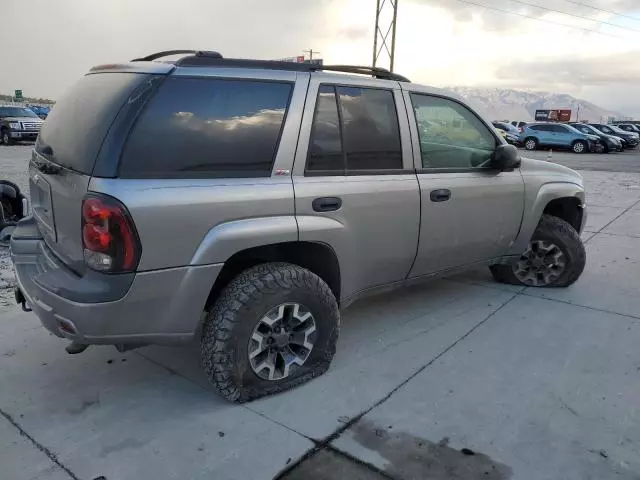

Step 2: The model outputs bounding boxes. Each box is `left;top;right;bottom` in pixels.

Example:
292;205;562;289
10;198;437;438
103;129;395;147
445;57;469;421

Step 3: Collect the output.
568;122;622;153
28;105;51;120
0;105;45;145
615;123;640;134
493;121;520;135
510;120;528;132
590;124;639;149
520;123;601;153
493;122;521;146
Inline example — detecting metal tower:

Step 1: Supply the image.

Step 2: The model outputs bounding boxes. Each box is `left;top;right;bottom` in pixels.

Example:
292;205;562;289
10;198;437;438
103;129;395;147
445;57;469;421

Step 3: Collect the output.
372;0;399;72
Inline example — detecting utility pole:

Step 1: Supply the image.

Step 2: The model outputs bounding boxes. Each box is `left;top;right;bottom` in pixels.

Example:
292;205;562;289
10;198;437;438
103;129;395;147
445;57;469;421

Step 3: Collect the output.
373;0;399;72
303;49;320;61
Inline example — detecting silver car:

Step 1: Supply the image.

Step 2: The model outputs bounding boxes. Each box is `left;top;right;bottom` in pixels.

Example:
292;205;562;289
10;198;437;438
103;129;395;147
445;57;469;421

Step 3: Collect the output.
11;50;587;402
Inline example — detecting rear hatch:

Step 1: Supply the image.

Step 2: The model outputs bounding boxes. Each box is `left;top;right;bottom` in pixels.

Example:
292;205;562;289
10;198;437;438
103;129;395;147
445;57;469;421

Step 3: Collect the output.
30;69;164;273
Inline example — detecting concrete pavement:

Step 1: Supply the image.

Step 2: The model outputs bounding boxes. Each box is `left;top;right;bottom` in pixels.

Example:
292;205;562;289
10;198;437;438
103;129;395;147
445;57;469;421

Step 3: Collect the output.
1;169;640;480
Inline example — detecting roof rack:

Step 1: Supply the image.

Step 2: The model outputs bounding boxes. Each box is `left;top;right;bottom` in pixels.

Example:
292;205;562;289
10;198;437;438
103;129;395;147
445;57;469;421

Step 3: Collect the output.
130;50;410;82
131;50;222;62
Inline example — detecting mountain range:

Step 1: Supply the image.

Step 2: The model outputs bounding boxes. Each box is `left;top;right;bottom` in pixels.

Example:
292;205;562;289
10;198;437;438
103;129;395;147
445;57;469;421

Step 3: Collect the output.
447;87;625;123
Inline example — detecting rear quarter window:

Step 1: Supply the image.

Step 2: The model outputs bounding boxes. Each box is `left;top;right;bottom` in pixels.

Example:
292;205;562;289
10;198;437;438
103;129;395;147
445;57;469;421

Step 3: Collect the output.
37;73;149;174
119;77;293;178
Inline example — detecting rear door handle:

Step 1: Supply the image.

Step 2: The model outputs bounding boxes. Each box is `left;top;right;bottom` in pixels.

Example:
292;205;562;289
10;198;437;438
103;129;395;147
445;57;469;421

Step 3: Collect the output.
430;189;451;202
312;197;342;212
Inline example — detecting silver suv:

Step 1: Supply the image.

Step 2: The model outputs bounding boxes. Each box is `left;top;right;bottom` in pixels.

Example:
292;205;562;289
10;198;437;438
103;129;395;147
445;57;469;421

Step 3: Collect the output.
11;50;587;402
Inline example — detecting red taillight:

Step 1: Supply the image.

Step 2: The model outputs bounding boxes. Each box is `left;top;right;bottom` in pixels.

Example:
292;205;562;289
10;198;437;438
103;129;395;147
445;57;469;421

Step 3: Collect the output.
81;195;140;272
519;127;524;133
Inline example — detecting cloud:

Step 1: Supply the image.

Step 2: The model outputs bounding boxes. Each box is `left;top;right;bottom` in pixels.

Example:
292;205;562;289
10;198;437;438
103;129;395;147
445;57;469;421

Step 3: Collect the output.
413;0;640;34
339;25;370;41
0;0;336;99
495;53;640;88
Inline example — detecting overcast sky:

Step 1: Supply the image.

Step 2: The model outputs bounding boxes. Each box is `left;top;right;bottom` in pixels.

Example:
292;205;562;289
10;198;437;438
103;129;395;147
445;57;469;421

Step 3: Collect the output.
3;0;640;116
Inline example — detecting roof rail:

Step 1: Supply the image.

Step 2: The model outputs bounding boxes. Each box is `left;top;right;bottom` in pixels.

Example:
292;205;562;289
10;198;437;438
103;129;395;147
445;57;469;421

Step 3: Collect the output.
131;50;222;62
130;50;410;82
319;65;410;82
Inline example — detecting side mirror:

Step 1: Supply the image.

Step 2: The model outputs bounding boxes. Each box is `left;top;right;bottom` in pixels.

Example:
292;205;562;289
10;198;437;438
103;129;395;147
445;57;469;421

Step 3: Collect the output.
492;144;521;170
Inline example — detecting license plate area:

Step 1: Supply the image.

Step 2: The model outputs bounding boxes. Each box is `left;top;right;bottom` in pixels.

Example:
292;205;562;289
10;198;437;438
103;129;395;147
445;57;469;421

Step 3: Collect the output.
30;172;56;242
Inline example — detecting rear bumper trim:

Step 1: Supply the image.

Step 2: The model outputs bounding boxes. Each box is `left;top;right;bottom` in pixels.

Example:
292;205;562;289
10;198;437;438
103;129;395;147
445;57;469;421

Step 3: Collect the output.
10;221;223;345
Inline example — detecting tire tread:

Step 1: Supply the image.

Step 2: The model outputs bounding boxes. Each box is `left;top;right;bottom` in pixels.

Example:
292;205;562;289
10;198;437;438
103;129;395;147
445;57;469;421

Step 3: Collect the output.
201;262;339;403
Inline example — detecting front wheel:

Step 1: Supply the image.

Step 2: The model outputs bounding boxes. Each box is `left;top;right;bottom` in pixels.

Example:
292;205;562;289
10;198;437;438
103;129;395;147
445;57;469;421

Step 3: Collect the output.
572;140;587;154
490;215;586;288
201;262;340;403
0;130;12;146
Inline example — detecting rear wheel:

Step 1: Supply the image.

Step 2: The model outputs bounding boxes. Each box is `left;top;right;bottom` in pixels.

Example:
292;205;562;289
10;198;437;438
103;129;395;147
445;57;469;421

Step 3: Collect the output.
572;140;587;154
490;215;585;288
201;262;340;402
524;137;538;151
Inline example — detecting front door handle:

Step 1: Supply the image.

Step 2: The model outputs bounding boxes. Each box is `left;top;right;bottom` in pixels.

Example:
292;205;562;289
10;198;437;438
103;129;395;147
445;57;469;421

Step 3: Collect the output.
430;189;451;202
312;197;342;212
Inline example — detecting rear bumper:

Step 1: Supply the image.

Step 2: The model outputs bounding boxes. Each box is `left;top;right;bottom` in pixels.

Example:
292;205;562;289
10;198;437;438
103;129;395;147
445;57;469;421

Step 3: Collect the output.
10;218;223;346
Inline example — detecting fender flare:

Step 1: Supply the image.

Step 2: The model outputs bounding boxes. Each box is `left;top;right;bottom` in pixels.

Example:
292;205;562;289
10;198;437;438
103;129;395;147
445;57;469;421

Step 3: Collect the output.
190;215;299;266
509;181;585;254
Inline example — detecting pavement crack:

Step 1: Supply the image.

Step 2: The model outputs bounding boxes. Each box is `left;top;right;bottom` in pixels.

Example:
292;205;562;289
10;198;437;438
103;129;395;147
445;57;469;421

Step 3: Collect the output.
519;291;640;322
0;407;80;480
275;294;520;479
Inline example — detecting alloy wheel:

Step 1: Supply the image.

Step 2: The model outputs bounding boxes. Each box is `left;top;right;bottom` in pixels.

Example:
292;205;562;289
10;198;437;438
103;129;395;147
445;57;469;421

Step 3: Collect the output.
248;303;317;381
513;240;567;286
525;139;536;150
573;142;585;153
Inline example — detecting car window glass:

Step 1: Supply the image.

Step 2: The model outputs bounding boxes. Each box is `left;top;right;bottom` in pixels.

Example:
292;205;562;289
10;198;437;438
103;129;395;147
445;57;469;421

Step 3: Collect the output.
307;85;344;172
600;126;613;134
120;77;292;178
336;86;402;171
410;94;496;169
552;125;568;133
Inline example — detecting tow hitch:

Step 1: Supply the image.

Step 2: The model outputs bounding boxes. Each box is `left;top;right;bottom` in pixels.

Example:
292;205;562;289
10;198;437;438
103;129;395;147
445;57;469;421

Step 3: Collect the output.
14;287;32;312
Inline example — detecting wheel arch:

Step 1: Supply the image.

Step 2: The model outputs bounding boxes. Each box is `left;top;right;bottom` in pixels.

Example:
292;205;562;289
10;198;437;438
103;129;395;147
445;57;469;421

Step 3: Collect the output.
509;182;585;255
543;197;584;232
204;241;342;311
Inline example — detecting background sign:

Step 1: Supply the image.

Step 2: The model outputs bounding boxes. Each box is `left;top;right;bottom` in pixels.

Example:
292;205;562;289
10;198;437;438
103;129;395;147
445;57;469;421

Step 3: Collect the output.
535;109;571;122
14;89;23;100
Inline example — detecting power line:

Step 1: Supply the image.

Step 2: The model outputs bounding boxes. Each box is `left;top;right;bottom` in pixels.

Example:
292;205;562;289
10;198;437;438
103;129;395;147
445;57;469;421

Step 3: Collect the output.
505;0;640;33
561;0;640;22
450;0;636;40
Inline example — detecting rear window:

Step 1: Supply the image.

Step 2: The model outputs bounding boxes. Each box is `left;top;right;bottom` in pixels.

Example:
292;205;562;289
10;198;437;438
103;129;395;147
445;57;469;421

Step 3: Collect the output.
119;77;293;178
37;73;148;174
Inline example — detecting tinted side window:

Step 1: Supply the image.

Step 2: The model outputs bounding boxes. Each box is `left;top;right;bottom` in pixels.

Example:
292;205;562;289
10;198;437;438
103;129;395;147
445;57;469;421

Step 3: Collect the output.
307;85;343;172
551;125;568;133
337;86;402;171
120;77;292;178
411;94;496;169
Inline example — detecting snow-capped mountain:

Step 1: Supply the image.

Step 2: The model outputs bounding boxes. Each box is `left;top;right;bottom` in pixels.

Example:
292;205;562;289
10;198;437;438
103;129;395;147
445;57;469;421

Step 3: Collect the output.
446;87;624;123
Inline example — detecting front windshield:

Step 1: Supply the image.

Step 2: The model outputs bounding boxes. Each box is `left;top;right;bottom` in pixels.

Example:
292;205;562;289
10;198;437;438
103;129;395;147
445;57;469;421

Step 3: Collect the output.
576;125;594;135
0;106;38;118
610;125;629;134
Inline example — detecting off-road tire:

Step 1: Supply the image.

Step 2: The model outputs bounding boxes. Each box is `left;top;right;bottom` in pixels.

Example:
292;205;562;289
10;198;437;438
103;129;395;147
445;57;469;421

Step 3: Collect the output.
201;262;340;403
490;214;586;288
